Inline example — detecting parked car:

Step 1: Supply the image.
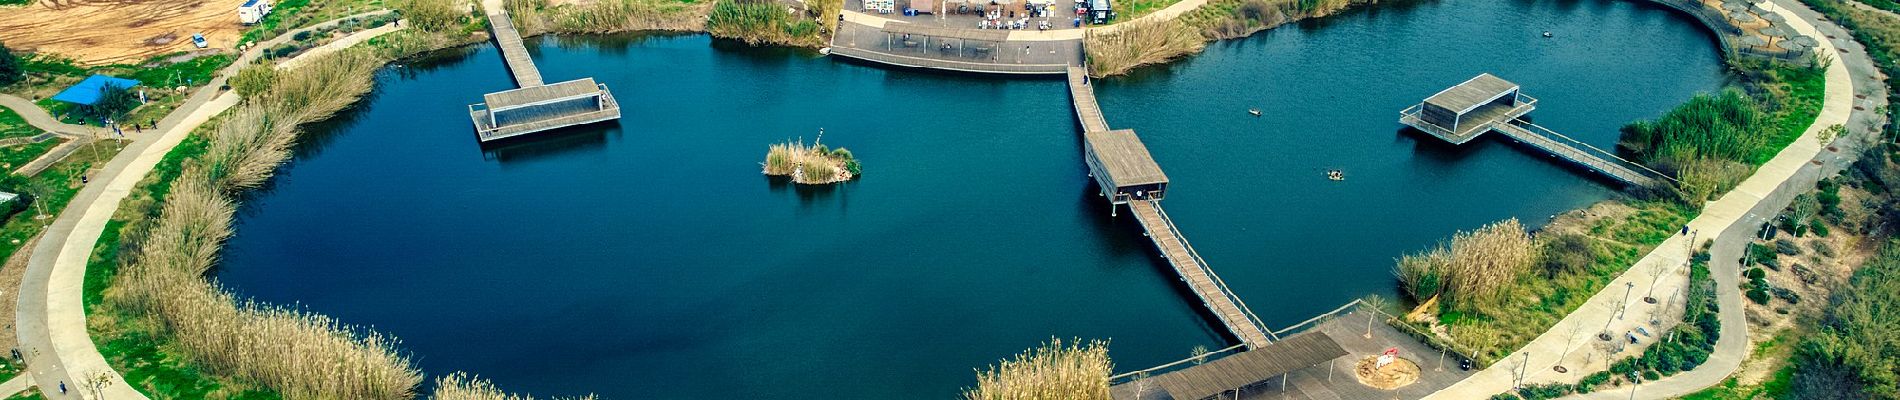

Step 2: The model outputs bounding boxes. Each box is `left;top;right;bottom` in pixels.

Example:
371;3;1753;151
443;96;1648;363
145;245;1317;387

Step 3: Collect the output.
192;33;209;49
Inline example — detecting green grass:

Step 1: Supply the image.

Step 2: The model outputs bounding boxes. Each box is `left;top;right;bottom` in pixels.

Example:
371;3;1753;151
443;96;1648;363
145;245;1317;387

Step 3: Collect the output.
95;325;279;400
84;133;207;314
1755;64;1828;165
0;139;61;171
1112;0;1184;22
0;140;120;265
1444;201;1694;365
241;0;388;45
0;106;45;138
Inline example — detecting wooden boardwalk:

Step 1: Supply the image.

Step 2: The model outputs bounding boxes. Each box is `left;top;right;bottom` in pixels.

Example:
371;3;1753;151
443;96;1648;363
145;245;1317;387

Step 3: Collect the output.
1128;200;1275;348
1492;121;1662;187
483;6;543;87
1067;67;1110;133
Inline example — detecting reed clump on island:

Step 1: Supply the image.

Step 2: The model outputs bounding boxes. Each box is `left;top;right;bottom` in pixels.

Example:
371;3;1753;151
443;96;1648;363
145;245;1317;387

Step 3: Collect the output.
764;139;861;184
961;338;1114;400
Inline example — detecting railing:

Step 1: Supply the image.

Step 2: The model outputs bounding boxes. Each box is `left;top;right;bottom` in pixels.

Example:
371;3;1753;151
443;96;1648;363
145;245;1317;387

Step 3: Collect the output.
1504;119;1677;185
1146;202;1279;344
1647;0;1813;62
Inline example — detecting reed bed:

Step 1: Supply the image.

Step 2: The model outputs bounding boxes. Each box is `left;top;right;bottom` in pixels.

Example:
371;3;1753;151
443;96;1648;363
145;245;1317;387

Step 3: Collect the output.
1393;218;1539;314
432;373;598;400
764;139;859;184
506;0;710;36
962;338;1113;400
105;48;424;399
1084;19;1205;77
396;0;471;33
707;0;825;47
1619;90;1773;203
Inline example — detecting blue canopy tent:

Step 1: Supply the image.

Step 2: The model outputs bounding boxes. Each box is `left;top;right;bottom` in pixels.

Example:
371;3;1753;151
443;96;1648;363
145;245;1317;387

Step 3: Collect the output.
50;75;141;106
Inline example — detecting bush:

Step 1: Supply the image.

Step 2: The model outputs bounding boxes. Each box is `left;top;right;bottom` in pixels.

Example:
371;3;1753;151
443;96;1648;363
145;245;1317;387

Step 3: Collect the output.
1746;267;1767;280
229;64;277;98
0;41;21;86
1516;383;1574;400
1541;233;1595;277
397;0;466;32
1577;371;1612;392
1776;239;1802;255
1748;287;1772;304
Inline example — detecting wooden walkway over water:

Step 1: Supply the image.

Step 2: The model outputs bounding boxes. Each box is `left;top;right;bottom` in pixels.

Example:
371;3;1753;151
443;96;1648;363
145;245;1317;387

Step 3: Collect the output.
484;6;543;87
466;0;619;142
1493;120;1662;187
1068;67;1110;132
1066;67;1274;349
1128;200;1275;348
1400;74;1670;188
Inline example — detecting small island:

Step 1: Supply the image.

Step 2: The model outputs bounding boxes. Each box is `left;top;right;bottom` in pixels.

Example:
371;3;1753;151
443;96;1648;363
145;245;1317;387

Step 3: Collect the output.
763;138;861;185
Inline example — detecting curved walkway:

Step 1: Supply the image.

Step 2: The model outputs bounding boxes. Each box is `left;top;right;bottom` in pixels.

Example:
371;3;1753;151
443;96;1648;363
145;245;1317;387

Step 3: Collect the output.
839;0;1208;41
11;10;395;399
0;95;107;139
1422;0;1880;398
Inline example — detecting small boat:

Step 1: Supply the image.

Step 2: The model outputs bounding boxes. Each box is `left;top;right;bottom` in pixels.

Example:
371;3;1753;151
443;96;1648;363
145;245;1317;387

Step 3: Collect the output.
1248;108;1262;116
1327;170;1344;181
1542;31;1553;38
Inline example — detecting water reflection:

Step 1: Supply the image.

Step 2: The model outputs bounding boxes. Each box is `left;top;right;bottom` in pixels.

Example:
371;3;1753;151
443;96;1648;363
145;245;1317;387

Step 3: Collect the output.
480;126;618;164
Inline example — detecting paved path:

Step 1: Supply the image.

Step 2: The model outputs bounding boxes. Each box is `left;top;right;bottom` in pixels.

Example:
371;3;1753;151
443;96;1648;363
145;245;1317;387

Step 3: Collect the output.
11;10;392;399
276;21;406;71
13;137;94;177
839;0;1208;42
0;96;107;139
1422;0;1879;398
0;374;34;398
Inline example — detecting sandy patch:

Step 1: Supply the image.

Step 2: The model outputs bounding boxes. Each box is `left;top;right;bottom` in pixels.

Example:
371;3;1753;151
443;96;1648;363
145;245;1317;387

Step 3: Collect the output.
0;0;248;66
1355;355;1421;390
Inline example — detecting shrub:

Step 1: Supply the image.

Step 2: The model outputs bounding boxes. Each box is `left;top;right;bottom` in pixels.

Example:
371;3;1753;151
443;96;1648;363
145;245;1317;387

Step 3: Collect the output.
229;64;277;98
1746;267;1767;280
1577;371;1612;392
397;0;466;32
1776;239;1802;255
961;338;1112;400
1540;233;1596;277
1748;287;1772;304
1516;383;1574;400
0;41;21;86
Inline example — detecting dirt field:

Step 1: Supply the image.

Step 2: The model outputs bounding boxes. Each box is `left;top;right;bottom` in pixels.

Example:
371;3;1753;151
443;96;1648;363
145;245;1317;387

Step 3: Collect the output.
0;0;249;66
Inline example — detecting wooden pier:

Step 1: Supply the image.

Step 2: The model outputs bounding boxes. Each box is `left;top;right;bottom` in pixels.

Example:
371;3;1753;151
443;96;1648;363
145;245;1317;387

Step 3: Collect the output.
486;8;543;87
1129;200;1275;348
466;0;620;142
1400;74;1669;187
1068;67;1110;132
1066;67;1275;349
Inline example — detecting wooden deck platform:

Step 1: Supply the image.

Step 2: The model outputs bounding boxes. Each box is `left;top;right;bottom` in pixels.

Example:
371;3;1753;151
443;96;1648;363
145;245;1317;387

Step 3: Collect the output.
1400;74;1669;187
469;79;622;142
1129;200;1275;349
1068;67;1109;132
827;46;1070;75
484;7;543;87
1145;331;1347;400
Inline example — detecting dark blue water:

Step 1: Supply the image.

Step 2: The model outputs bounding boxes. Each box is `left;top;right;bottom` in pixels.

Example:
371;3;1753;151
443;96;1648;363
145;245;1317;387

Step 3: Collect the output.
215;0;1726;398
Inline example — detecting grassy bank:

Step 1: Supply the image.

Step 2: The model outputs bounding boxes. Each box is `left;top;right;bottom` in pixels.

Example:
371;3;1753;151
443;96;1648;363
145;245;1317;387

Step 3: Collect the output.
707;0;833;47
1087;0;1372;76
6;51;234;129
961;338;1113;400
507;0;710;36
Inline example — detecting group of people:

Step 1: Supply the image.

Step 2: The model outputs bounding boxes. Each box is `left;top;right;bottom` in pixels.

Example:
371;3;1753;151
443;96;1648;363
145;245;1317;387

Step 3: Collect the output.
976;17;1053;30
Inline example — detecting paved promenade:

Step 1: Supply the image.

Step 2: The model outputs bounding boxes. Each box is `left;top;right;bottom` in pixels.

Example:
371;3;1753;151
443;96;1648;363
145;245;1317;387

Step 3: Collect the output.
1422;0;1878;397
0;95;107;139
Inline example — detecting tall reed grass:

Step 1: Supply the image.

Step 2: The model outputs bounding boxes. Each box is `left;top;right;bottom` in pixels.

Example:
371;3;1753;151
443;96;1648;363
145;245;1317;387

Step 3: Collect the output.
961;338;1113;400
707;0;824;46
106;48;424;399
507;0;709;36
396;0;470;33
764;139;858;184
432;373;598;400
1619;89;1772;203
1393;218;1539;314
1085;19;1205;77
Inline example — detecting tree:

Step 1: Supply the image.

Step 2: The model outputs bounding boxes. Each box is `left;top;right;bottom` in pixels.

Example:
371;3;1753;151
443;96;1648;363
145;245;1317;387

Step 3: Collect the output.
80;84;140;123
0;41;21;86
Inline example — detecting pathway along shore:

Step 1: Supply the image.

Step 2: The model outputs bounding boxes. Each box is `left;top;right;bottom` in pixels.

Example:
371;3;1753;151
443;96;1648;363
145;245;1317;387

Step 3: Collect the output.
1421;0;1883;397
11;11;397;399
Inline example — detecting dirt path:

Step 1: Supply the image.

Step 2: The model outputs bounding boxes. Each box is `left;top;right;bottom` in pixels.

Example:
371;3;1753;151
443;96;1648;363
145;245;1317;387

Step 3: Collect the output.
0;0;248;66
